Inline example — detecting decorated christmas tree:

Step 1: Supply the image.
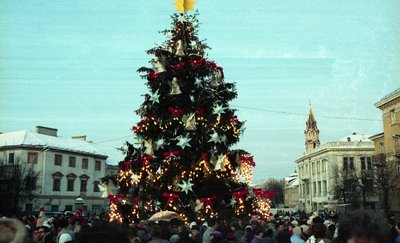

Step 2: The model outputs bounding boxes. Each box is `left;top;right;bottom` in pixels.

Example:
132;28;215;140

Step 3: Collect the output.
103;1;273;224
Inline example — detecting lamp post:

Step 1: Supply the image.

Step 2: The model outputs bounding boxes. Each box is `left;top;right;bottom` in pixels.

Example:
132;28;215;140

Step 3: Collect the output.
75;196;84;211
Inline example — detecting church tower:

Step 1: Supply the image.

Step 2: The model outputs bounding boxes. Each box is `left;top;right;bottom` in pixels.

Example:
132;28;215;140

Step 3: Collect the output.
305;105;320;152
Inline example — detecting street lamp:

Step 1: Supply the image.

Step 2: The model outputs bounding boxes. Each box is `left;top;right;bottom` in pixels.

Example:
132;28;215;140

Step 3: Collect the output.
75;196;84;211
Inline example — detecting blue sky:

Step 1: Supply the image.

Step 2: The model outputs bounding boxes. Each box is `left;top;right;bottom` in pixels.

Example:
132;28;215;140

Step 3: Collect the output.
1;0;399;181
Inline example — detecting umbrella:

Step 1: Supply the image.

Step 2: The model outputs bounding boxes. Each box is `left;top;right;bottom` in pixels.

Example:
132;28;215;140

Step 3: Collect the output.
148;210;182;222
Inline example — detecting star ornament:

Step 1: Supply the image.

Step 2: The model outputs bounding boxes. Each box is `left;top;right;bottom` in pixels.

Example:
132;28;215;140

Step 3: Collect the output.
208;131;220;143
178;179;194;194
173;0;197;14
213;104;227;116
155;137;166;150
150;89;160;104
229;197;237;206
176;134;192;149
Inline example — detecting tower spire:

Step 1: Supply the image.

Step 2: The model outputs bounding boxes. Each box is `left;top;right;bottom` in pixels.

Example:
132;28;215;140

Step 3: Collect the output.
304;104;320;152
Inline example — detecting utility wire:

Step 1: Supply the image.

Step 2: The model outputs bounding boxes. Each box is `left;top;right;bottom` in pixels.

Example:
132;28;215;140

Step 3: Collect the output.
71;105;381;149
232;105;381;122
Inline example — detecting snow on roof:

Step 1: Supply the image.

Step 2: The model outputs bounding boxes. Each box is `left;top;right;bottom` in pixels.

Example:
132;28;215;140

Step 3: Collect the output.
0;130;118;159
338;133;371;142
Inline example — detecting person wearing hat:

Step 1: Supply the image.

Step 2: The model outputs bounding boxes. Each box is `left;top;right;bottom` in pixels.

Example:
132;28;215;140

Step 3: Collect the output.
0;217;28;243
290;227;305;243
190;225;202;243
36;207;48;228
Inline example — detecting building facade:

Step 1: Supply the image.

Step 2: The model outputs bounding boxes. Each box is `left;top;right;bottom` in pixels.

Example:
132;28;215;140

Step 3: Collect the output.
296;108;377;212
0;126;123;215
284;172;299;209
371;89;400;215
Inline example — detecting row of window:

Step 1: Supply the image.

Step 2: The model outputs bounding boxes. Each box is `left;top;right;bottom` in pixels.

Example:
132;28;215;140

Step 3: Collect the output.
343;157;372;171
54;154;101;170
52;172;100;193
7;152;101;171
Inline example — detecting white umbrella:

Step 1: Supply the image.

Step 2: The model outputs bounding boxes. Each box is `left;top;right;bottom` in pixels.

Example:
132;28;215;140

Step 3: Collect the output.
148;210;182;222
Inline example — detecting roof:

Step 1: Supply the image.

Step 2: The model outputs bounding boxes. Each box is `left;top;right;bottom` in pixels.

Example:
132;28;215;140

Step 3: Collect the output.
338;133;371;142
0;130;125;165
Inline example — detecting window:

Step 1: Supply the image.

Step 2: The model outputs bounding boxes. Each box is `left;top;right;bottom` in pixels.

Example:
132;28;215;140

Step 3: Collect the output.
54;154;62;166
349;157;354;170
69;156;76;167
52;172;63;192
95;160;101;171
362;157;372;170
80;174;89;192
344;179;355;192
8;153;14;164
82;158;88;169
317;161;320;174
66;174;76;192
80;180;87;192
65;205;73;211
53;178;61;191
313;182;316;196
390;109;396;124
94;181;100;192
28;152;38;164
321;160;326;172
51;205;59;212
367;157;372;170
343;157;354;170
361;157;366;170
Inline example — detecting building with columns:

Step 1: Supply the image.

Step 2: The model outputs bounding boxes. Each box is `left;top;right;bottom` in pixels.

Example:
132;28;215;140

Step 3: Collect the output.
0;126;124;214
295;107;377;212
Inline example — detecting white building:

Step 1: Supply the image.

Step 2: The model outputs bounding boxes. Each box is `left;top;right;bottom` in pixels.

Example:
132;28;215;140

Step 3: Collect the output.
295;107;377;212
0;126;124;214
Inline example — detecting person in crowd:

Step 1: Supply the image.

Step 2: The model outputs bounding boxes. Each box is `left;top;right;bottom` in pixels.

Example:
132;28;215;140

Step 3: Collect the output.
230;221;244;243
242;225;254;243
0;217;28;243
290;227;305;243
332;209;390;243
210;231;224;243
251;226;264;243
306;223;330;243
260;228;276;243
56;218;74;243
75;221;131;243
395;222;400;243
299;225;309;241
147;224;170;243
202;219;218;243
32;225;52;243
190;224;202;243
275;222;290;243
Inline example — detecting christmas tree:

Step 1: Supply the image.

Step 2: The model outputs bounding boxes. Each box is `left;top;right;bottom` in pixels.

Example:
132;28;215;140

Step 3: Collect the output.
104;2;272;224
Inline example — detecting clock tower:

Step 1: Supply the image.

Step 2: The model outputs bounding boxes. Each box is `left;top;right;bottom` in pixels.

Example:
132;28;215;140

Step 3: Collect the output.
305;105;320;152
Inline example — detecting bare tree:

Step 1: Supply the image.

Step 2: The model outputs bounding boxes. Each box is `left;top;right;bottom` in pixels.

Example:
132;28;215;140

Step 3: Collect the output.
372;153;399;216
330;165;360;207
0;158;40;215
261;178;284;206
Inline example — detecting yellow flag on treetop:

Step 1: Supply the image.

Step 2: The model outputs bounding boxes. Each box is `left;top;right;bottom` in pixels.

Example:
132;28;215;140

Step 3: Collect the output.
173;0;197;14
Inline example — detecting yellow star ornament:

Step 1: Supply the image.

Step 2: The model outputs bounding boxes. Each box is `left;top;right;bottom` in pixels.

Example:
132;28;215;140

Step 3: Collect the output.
173;0;197;14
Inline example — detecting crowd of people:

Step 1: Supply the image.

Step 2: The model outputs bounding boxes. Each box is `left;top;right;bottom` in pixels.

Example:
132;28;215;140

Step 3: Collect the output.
0;209;399;243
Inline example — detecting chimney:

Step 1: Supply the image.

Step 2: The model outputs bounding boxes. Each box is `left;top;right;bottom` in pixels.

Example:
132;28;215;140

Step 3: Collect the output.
72;135;87;141
36;126;58;137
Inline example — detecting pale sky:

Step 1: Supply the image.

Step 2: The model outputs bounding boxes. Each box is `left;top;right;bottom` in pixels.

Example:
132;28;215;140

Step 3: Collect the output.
1;0;399;181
